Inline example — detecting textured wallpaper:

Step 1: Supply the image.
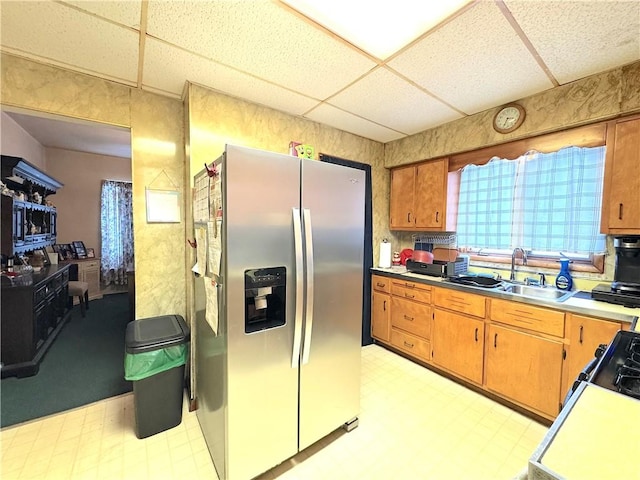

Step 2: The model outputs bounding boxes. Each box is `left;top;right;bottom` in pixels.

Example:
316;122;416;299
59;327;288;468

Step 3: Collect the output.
385;61;640;168
1;53;186;320
185;83;389;267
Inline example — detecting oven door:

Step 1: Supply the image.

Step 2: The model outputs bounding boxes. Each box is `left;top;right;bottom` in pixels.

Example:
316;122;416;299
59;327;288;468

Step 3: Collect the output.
562;342;608;408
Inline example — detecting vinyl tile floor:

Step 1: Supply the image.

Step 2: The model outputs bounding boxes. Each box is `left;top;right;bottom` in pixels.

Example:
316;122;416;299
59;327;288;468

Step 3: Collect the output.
1;344;548;479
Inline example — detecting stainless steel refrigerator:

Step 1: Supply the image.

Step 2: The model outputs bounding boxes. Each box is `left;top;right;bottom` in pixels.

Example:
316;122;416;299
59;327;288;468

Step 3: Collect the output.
195;144;364;480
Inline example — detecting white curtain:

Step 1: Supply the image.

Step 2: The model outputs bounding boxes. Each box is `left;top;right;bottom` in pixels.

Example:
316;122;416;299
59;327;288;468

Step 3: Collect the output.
456;146;606;254
100;180;134;285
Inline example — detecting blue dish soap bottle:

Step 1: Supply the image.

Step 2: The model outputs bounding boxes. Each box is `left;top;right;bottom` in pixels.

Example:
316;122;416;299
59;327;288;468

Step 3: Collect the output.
556;259;573;291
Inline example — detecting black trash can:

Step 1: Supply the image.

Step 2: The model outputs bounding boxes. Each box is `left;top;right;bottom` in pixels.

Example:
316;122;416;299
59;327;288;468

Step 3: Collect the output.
124;314;190;439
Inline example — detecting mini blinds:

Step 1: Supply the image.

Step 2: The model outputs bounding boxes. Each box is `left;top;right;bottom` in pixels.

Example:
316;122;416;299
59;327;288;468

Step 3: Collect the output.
456;146;606;254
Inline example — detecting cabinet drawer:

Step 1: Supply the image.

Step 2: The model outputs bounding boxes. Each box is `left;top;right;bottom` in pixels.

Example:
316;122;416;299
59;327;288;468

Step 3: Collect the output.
391;280;431;304
82;260;100;270
491;299;565;337
372;274;391;294
34;282;54;306
391;297;431;339
433;287;486;318
390;329;430;361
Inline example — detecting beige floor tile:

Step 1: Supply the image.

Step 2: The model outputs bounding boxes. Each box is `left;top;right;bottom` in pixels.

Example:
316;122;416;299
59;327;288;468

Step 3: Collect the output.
1;345;550;480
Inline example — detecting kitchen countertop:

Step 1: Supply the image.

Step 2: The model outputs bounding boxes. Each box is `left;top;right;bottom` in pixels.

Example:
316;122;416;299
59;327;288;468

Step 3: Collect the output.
372;267;640;327
529;382;640;479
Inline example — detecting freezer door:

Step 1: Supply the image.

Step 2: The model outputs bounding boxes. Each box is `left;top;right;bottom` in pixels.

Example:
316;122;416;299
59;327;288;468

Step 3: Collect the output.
224;145;301;480
299;159;365;450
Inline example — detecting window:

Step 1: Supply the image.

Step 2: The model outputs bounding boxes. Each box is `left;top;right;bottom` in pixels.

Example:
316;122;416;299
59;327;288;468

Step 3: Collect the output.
456;146;606;261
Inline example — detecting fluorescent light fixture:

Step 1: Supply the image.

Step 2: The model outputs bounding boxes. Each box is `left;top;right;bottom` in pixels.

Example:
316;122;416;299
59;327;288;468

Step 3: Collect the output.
282;0;472;59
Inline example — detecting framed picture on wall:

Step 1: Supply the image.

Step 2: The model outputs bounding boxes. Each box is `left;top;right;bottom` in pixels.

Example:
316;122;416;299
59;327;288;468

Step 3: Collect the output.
72;241;87;259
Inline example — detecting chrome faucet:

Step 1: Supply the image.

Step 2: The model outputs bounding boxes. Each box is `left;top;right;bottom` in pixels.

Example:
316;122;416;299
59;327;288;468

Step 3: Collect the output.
510;247;527;281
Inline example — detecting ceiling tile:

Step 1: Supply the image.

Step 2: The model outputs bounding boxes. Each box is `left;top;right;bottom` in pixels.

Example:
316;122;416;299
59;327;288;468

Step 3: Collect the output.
143;38;320;116
145;0;376;99
61;0;142;28
0;1;139;84
328;67;462;135
388;1;554;114
305;104;405;143
505;0;640;84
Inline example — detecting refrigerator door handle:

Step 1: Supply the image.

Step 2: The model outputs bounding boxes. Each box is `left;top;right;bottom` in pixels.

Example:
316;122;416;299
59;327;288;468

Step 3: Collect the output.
301;208;314;365
291;208;304;368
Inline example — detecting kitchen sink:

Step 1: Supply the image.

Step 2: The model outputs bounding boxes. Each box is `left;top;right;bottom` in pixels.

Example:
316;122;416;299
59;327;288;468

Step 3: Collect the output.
503;283;575;302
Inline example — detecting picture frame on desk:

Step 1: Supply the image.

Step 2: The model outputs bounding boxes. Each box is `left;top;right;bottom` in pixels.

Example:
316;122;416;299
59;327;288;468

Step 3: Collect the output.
31;248;50;266
72;241;87;259
55;243;75;261
86;248;95;258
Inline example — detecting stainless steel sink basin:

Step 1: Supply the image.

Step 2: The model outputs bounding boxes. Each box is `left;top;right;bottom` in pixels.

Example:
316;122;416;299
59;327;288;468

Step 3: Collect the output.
503;283;575;302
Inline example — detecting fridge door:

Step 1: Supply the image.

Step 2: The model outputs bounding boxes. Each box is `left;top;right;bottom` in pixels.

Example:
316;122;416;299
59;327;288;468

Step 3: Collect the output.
224;145;301;480
299;160;365;450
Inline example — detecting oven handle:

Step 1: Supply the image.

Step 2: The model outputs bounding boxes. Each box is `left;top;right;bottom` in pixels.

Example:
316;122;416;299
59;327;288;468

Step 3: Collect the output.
562;343;608;409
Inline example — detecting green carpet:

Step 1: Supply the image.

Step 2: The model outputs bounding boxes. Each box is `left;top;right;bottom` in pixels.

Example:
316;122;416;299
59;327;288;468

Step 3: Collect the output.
1;293;133;428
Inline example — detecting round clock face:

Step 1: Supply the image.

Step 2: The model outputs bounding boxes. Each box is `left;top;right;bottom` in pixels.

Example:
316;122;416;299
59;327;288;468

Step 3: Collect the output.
493;104;525;133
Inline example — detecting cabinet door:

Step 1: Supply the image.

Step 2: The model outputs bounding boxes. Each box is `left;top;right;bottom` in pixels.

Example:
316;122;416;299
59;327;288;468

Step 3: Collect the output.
372;291;391;342
561;315;621;401
432;308;484;384
390;165;415;229
13;201;26;245
605;117;640;232
415;159;447;230
486;324;563;418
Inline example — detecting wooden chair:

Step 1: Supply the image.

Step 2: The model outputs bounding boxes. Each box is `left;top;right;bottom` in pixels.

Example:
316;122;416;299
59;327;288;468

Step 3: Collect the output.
67;264;89;317
68;281;90;317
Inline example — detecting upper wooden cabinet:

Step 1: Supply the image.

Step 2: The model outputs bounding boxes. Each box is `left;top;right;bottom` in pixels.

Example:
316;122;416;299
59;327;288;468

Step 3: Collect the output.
390;158;448;231
601;116;640;234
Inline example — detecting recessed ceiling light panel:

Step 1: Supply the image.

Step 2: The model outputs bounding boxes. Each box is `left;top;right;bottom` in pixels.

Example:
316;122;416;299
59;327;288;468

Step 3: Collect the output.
281;0;472;59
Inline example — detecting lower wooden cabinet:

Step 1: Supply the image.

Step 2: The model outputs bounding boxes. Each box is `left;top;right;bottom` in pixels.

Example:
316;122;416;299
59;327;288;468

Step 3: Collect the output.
432;308;484;385
372;290;391;342
561;314;622;401
371;274;391;342
485;323;564;418
390;328;430;362
388;280;432;362
370;273;627;421
1;265;71;377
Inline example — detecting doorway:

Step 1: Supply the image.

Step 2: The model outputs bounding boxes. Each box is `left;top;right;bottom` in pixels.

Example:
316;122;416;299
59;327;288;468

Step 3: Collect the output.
0;107;134;427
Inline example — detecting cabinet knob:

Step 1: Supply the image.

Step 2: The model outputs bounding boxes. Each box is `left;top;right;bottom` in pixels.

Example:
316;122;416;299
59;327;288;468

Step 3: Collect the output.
619;203;623;220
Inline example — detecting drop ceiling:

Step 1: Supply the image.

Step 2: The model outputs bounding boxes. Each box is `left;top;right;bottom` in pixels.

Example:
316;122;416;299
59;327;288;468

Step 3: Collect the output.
1;0;639;154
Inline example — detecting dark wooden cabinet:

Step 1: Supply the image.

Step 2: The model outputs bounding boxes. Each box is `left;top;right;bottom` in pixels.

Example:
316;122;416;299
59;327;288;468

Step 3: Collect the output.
1;264;71;378
1;196;58;255
1;155;63;257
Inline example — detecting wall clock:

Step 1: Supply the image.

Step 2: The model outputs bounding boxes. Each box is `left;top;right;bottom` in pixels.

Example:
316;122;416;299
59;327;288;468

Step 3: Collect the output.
493;103;525;134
